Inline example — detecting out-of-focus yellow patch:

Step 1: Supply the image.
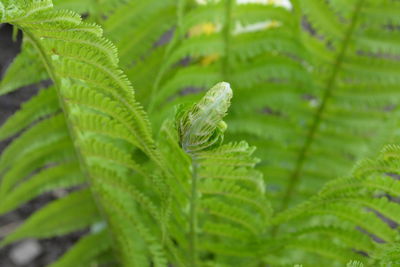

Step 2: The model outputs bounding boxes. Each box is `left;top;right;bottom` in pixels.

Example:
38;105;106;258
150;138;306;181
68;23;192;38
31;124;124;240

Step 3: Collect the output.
201;53;220;66
189;22;219;65
189;22;216;37
266;20;280;29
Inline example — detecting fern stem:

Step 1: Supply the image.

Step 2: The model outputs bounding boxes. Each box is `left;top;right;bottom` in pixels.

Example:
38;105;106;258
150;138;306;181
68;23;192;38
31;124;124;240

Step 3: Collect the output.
189;158;199;267
222;0;233;79
279;0;365;212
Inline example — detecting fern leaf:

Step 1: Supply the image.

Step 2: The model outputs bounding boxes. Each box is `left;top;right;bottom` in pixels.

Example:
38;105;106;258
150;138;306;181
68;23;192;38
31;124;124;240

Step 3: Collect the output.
0;189;100;247
93;175;168;267
0;137;75;197
0;2;168;265
79;137;147;177
0;114;68;173
105;0;176;67
0;42;48;95
289;225;375;252
286;239;364;264
270;143;400;264
49;230;111;267
0;86;58;140
0;161;85;214
158;83;271;266
300;0;344;41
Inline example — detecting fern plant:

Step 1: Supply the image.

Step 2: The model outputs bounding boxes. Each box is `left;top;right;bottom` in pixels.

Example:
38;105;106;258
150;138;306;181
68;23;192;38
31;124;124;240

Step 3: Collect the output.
135;0;400;212
1;0;400;266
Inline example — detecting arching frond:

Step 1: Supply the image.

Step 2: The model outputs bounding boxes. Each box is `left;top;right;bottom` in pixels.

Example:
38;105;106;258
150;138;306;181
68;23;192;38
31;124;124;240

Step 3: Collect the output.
0;1;167;266
269;144;400;265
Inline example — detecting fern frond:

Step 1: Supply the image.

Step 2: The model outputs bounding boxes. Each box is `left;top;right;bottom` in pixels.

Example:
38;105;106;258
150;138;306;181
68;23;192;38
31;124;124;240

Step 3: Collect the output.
0;114;67;172
0;42;48;95
231;29;308;62
300;0;344;41
104;0;176;67
373;241;400;266
289;225;375;252
0;138;75;197
49;230;111;267
0;86;58;140
157;83;271;266
0;189;100;247
0;161;84;214
288;239;365;264
0;1;169;265
270;144;400;265
79;137;147;177
91;166;168;267
261;0;400;211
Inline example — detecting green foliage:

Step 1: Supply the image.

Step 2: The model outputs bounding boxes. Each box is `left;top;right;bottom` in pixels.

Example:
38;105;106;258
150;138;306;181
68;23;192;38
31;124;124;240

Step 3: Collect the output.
0;42;47;95
270;144;400;265
1;0;400;266
144;0;400;213
1;189;101;246
48;230;112;267
158;83;271;265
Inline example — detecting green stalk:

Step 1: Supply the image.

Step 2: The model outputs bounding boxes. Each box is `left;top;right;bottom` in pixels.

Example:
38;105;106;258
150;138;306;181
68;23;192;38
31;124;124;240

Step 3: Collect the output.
189;158;199;267
222;0;233;80
279;0;366;212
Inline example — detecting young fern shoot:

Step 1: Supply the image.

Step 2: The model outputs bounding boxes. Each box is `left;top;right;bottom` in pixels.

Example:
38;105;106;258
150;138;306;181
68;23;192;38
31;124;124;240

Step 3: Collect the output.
158;82;271;266
179;82;232;265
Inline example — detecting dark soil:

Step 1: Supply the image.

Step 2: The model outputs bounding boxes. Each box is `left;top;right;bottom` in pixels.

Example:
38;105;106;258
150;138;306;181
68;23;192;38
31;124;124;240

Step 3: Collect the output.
0;24;84;267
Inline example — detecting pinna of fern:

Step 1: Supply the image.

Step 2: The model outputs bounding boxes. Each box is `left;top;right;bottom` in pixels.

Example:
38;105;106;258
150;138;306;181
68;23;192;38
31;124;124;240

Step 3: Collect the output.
265;144;400;266
0;0;130;96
